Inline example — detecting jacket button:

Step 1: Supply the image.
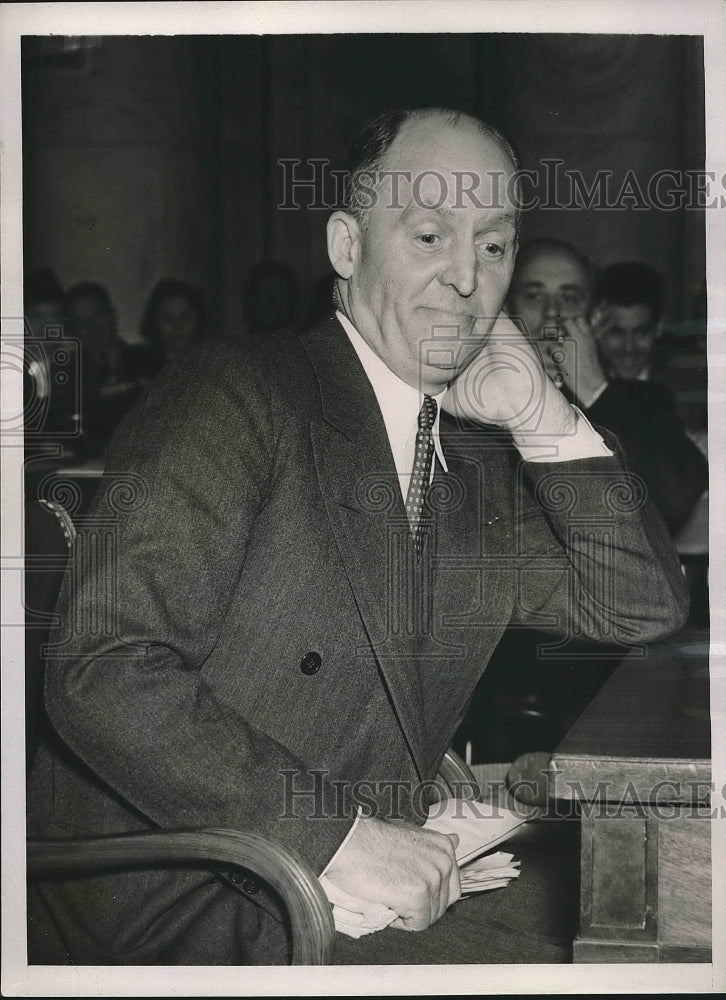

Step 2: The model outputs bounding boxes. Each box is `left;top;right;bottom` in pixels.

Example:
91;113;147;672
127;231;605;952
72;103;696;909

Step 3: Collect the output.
300;651;321;675
242;878;260;895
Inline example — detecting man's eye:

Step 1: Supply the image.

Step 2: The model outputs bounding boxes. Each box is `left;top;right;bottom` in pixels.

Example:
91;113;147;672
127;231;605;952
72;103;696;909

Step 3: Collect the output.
417;233;440;245
480;242;504;258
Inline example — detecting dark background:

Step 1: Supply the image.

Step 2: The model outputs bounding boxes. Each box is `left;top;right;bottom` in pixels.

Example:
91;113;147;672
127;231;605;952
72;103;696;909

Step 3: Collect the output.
22;33;706;343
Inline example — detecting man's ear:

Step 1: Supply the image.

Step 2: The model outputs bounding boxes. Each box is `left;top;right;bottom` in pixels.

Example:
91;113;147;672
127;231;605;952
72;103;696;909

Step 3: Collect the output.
327;211;360;280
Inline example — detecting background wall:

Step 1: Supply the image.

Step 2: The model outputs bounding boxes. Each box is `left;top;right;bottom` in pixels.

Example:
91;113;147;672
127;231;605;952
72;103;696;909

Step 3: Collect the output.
22;33;705;341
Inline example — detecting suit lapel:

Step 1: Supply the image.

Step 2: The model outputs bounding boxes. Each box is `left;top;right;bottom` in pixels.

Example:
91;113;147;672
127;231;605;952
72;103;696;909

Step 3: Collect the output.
419;420;516;747
301;317;429;777
433;416;515;637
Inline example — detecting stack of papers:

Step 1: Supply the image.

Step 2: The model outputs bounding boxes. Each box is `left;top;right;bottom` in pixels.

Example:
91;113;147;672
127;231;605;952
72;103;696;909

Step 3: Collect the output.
320;798;528;938
425;796;528;864
458;851;520;898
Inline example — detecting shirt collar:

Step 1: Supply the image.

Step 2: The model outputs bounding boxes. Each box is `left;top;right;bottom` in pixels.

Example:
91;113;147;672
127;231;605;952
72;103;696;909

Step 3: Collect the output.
335;310;448;475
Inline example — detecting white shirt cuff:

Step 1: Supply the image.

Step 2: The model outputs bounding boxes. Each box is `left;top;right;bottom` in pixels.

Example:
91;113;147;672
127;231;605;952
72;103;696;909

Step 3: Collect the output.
319;806;362;879
581;379;609;408
515;405;613;463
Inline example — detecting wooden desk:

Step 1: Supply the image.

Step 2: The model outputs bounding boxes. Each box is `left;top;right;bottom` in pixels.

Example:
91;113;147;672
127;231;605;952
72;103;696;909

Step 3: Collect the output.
550;635;711;962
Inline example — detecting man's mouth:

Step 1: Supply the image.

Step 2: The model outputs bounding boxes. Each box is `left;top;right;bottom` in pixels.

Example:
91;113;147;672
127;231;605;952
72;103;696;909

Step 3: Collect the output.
418;309;485;341
419;307;480;320
616;358;645;374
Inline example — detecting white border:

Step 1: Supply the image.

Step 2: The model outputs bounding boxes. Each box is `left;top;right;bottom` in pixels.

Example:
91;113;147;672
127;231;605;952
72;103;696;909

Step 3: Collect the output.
2;1;725;995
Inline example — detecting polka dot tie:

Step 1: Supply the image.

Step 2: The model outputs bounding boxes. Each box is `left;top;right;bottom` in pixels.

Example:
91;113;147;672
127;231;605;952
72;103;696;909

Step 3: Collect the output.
405;395;438;557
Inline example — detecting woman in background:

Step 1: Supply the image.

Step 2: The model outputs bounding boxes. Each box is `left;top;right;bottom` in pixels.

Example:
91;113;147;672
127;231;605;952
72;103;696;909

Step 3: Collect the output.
134;278;207;380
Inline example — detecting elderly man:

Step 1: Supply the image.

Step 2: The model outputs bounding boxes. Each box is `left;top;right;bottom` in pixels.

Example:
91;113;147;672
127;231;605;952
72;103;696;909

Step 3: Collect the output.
28;109;688;966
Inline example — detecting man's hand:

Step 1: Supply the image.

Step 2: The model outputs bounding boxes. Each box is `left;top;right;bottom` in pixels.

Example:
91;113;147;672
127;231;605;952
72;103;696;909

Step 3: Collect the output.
539;314;609;407
324;815;461;931
442;311;577;447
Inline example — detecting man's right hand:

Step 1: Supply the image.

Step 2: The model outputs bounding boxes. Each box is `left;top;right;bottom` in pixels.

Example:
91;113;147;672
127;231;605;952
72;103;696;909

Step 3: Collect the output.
541;314;609;407
323;815;461;931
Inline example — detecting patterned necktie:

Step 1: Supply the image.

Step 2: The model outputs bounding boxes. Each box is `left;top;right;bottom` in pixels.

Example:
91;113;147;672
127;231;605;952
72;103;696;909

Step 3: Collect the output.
405;395;438;557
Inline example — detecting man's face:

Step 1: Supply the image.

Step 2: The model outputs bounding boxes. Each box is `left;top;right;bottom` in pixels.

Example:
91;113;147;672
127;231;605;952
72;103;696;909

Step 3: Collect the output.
156;295;199;357
594;303;658;379
69;294;116;347
508;247;590;342
342;117;519;394
26;299;64;338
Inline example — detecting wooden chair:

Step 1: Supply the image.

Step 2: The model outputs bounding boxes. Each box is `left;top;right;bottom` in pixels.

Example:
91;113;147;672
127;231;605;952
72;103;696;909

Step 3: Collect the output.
25;499;481;964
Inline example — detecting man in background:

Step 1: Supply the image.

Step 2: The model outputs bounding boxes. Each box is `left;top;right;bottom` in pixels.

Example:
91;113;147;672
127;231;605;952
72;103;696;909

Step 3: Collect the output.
591;260;665;380
507;239;707;536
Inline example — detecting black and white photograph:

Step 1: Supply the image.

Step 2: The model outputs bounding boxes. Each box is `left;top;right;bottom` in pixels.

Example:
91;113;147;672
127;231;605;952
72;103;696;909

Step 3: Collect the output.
2;1;724;995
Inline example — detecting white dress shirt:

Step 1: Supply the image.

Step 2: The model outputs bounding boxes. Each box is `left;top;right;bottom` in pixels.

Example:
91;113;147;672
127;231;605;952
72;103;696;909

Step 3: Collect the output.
337;311;449;500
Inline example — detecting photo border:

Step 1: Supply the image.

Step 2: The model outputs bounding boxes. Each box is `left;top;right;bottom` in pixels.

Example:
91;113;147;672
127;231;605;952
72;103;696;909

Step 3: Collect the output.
2;2;724;995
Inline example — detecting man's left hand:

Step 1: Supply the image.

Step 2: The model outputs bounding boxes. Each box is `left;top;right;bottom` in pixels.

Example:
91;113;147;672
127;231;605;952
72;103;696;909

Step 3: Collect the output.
442;311;577;446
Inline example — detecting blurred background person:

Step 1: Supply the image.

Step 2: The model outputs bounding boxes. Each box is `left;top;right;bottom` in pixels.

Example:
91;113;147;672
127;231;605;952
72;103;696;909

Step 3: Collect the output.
507;238;707;538
66;281;127;388
66;281;146;458
137;278;207;379
23;268;81;448
591;261;665;380
243;260;299;337
592;261;708;607
24;266;66;339
506;239;605;405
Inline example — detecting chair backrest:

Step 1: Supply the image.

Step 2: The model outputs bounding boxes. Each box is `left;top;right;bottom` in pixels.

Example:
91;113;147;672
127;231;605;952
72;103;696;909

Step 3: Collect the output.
24;499;75;766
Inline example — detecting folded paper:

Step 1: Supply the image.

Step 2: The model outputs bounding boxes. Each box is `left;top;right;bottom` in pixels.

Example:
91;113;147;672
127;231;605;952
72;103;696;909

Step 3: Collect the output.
319;798;528;938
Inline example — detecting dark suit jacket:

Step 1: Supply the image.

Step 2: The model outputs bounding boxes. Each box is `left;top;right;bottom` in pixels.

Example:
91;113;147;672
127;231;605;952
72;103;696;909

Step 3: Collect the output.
585;379;708;537
27;315;689;964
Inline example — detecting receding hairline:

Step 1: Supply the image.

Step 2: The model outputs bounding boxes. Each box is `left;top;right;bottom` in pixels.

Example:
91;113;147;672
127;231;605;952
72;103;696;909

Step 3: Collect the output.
381;108;517;168
339;106;520;226
515;239;593;280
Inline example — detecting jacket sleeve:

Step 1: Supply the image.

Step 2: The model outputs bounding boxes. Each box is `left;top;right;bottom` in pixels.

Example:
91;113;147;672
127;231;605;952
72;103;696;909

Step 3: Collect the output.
44;342;354;876
585;379;708;536
507;427;690;644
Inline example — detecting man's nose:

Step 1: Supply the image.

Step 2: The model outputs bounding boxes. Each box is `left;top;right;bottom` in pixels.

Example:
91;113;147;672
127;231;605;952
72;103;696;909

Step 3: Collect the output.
539;296;559;339
439;245;478;298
